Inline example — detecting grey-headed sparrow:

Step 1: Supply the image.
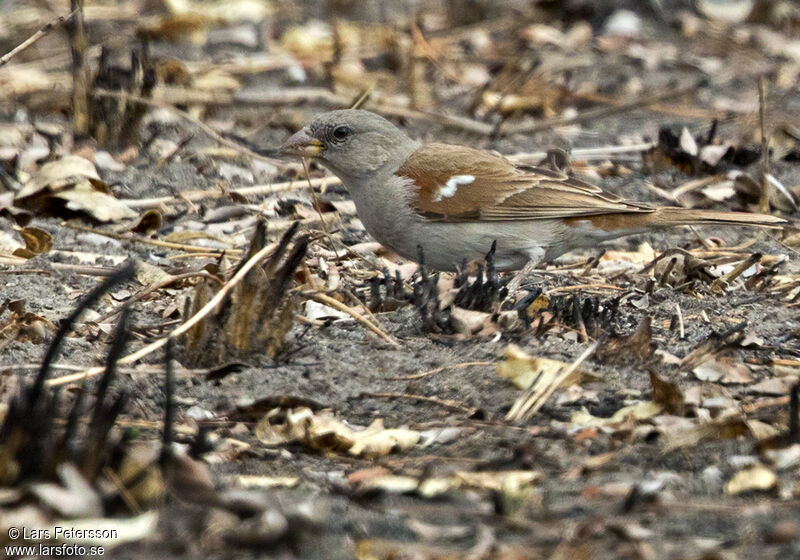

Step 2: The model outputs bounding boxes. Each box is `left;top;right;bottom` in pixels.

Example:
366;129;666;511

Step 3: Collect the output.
280;109;785;271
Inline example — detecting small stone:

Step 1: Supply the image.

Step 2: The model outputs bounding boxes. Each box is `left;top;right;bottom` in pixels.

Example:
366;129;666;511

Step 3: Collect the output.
763;521;799;544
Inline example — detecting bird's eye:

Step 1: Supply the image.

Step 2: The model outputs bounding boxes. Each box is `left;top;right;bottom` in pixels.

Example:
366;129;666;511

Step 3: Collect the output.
332;125;352;141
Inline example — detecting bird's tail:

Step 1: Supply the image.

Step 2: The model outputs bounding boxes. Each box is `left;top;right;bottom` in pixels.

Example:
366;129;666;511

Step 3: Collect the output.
645;207;786;229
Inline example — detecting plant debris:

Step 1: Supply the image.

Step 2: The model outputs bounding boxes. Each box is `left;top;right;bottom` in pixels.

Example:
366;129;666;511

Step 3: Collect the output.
1;1;799;558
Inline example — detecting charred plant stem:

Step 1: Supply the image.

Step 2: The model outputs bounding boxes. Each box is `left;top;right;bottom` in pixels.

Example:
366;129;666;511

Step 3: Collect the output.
31;263;134;410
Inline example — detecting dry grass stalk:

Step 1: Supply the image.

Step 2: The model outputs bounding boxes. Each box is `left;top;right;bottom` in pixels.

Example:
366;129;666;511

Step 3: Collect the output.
66;0;90;137
181;221;309;366
506;341;599;423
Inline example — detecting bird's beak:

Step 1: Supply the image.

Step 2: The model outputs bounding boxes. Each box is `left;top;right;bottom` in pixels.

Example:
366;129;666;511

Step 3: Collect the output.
279;128;325;158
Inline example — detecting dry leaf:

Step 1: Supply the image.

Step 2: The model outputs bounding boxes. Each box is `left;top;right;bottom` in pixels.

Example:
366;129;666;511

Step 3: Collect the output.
749;377;797;395
15;156;137;222
649;371;684;415
597;317;655;363
497;344;590;390
450;307;492;336
255;408;420;458
571;401;663;428
234;475;300;489
598;242;656;273
693;358;750;383
356;470;541;498
57;182;138;222
725;464;776;495
664;417;779;451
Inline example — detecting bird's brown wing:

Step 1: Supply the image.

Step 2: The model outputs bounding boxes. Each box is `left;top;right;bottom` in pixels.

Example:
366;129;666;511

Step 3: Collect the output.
396;143;654;221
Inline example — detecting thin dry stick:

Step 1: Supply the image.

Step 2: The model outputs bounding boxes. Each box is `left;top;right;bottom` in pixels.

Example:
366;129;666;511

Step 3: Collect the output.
545;284;625;295
716;253;762;288
506;341;599;423
235;87;495;135
507;143;655;164
124;176;339;209
301;157;340;259
0;263;119;276
67;0;89;136
389;361;494;381
758;77;771;213
64;222;241;254
360;392;475;414
670;174;727;200
102;466;142;515
92;89;286;167
0;8;78;67
47;240;281;387
307;291;399;347
350;84;374;110
675;302;685;339
500;80;702;135
92;270;223;324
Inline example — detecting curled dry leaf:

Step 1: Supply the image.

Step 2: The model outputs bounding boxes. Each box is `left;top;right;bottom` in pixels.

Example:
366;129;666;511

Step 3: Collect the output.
571;401;663;429
598;242;656;273
129;209;163;234
664;417;779;451
649;371;684;416
14;156;137;222
28;463;103;518
596;317;655;364
356;470;541;498
0;299;55;347
255;407;420;458
497;344;593;390
693;358;752;384
725;464;777;495
450;306;493;336
0;225;51;259
51;511;158;548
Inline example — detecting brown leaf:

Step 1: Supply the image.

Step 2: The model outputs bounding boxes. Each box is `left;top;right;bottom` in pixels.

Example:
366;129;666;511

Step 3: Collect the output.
649;371;685;415
15;156;137;222
597;317;655;363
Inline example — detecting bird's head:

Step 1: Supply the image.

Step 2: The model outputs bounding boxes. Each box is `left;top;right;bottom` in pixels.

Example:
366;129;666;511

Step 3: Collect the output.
279;109;418;182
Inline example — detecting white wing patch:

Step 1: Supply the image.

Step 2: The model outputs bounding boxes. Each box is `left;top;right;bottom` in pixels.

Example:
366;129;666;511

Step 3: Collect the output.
433;175;475;201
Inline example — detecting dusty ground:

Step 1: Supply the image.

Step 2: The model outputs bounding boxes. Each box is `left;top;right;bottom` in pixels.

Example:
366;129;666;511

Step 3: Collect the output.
2;1;800;559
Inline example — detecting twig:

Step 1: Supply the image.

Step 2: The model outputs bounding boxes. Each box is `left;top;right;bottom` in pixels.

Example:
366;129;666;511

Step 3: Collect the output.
0;8;78;67
92;89;286;167
46;239;282;387
507;143;655;164
66;0;90;137
235;87;495;135
500;80;703;135
123;176;339;209
0;263;119;276
359;392;475;414
675;302;685;339
506;341;599;423
91;270;222;325
545;284;625;295
388;361;494;381
350;85;374;110
63;222;242;254
670;174;726;201
306;291;399;347
302;158;340;259
758;77;771;213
